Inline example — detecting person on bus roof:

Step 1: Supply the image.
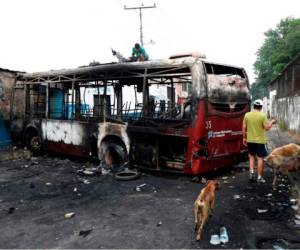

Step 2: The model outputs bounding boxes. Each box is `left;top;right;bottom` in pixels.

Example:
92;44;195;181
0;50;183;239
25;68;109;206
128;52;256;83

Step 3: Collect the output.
131;43;149;62
242;99;276;183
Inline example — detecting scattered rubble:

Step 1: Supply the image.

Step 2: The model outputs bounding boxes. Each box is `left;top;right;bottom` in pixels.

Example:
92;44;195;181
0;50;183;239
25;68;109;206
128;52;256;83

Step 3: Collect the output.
64;212;75;219
8;207;15;214
257;208;268;213
156;221;162;227
79;228;93;237
135;184;146;192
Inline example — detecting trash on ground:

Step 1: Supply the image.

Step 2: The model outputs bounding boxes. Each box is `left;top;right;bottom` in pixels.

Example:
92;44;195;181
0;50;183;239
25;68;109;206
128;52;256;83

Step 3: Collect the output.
135;184;146;191
114;168;141;181
220;226;229;244
294;219;300;225
191;176;199;183
223;180;229;184
273;245;285;250
295;214;300;220
64;212;75;219
290;199;297;205
222;176;228;180
233;194;241;200
111;213;121;217
291;204;299;210
82;179;90;184
201;177;207;184
79;228;93;237
257;208;268;213
77;167;101;176
266;193;273;197
24;165;29;168
45;182;52;186
210;234;221;245
73;187;78;192
8;207;15;214
157;221;162;227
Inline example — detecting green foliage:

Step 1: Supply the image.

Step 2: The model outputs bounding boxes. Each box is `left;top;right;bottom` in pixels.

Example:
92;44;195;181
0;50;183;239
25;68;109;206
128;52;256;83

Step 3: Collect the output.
252;17;300;99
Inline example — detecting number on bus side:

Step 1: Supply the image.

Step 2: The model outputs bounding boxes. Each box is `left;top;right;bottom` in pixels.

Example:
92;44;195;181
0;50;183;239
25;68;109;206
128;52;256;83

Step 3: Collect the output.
206;120;211;129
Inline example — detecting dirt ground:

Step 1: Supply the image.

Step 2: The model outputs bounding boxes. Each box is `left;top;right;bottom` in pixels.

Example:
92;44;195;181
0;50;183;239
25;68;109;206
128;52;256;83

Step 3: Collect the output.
0;128;299;249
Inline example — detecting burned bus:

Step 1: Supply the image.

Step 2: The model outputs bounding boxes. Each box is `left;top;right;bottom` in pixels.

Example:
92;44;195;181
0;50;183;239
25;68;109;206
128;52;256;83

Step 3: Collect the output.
13;54;250;174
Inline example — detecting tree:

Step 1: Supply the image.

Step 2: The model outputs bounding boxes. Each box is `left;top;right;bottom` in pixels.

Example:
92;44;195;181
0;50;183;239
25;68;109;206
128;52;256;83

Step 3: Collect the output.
252;17;300;100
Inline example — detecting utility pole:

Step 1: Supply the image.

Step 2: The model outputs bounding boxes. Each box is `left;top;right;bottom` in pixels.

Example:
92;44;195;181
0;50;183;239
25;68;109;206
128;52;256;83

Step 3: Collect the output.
124;3;156;46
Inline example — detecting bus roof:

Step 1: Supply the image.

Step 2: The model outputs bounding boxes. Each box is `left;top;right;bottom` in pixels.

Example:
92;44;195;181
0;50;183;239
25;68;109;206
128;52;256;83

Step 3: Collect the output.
18;56;245;83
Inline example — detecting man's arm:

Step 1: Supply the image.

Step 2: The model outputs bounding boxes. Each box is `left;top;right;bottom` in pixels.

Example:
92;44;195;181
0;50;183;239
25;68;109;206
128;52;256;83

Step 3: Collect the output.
263;118;276;131
242;119;247;146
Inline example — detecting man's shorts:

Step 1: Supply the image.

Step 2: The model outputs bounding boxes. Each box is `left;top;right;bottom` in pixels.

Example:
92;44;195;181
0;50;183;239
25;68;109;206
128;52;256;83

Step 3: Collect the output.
247;143;268;158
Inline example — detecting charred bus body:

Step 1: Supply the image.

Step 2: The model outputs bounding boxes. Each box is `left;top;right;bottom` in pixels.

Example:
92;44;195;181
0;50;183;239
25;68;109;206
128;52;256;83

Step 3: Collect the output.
13;55;250;174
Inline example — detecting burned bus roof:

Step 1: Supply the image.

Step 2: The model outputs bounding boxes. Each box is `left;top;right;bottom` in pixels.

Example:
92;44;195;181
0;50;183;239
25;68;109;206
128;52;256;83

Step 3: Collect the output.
18;56;246;84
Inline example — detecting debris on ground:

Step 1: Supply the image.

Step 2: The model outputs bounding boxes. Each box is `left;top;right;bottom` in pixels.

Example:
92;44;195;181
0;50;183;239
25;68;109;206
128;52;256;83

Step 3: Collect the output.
8;207;15;214
114;168;141;181
156;221;162;227
273;245;285;250
64;212;75;219
77;167;101;176
135;184;146;191
82;179;90;184
257;208;268;213
191;176;200;183
220;226;229;244
45;182;52;186
79;228;93;237
294;219;300;225
210;234;220;245
233;194;241;200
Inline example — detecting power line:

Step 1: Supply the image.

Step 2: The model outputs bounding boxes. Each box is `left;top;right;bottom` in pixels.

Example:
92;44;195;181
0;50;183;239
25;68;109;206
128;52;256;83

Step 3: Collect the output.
124;3;156;46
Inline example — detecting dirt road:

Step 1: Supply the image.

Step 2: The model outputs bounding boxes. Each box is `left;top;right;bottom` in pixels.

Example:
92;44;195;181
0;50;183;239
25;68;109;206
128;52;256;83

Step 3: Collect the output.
0;128;299;249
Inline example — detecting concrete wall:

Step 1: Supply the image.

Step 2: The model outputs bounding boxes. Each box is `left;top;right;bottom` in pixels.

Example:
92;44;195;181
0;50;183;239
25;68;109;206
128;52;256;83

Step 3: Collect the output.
271;95;300;133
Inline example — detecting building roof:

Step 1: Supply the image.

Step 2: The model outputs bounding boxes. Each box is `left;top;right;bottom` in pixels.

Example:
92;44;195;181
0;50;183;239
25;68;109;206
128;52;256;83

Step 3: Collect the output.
269;51;300;86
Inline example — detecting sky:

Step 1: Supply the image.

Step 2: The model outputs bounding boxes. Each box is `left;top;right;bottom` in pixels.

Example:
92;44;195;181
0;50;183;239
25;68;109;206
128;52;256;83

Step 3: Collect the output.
0;0;299;84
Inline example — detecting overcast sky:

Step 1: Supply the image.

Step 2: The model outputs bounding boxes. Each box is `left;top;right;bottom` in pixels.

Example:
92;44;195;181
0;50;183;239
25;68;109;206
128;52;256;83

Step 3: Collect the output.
0;0;299;83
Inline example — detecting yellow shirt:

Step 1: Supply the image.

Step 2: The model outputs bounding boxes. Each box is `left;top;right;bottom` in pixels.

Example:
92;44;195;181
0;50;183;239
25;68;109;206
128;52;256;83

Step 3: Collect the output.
243;110;268;144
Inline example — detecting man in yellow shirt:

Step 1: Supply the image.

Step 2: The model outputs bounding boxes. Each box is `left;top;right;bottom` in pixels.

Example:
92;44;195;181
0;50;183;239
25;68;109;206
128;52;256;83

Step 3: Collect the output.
242;99;276;183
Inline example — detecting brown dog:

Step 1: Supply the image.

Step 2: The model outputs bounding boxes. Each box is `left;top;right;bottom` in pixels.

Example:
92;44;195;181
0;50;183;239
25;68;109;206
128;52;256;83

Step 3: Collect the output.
194;180;220;240
265;143;300;187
